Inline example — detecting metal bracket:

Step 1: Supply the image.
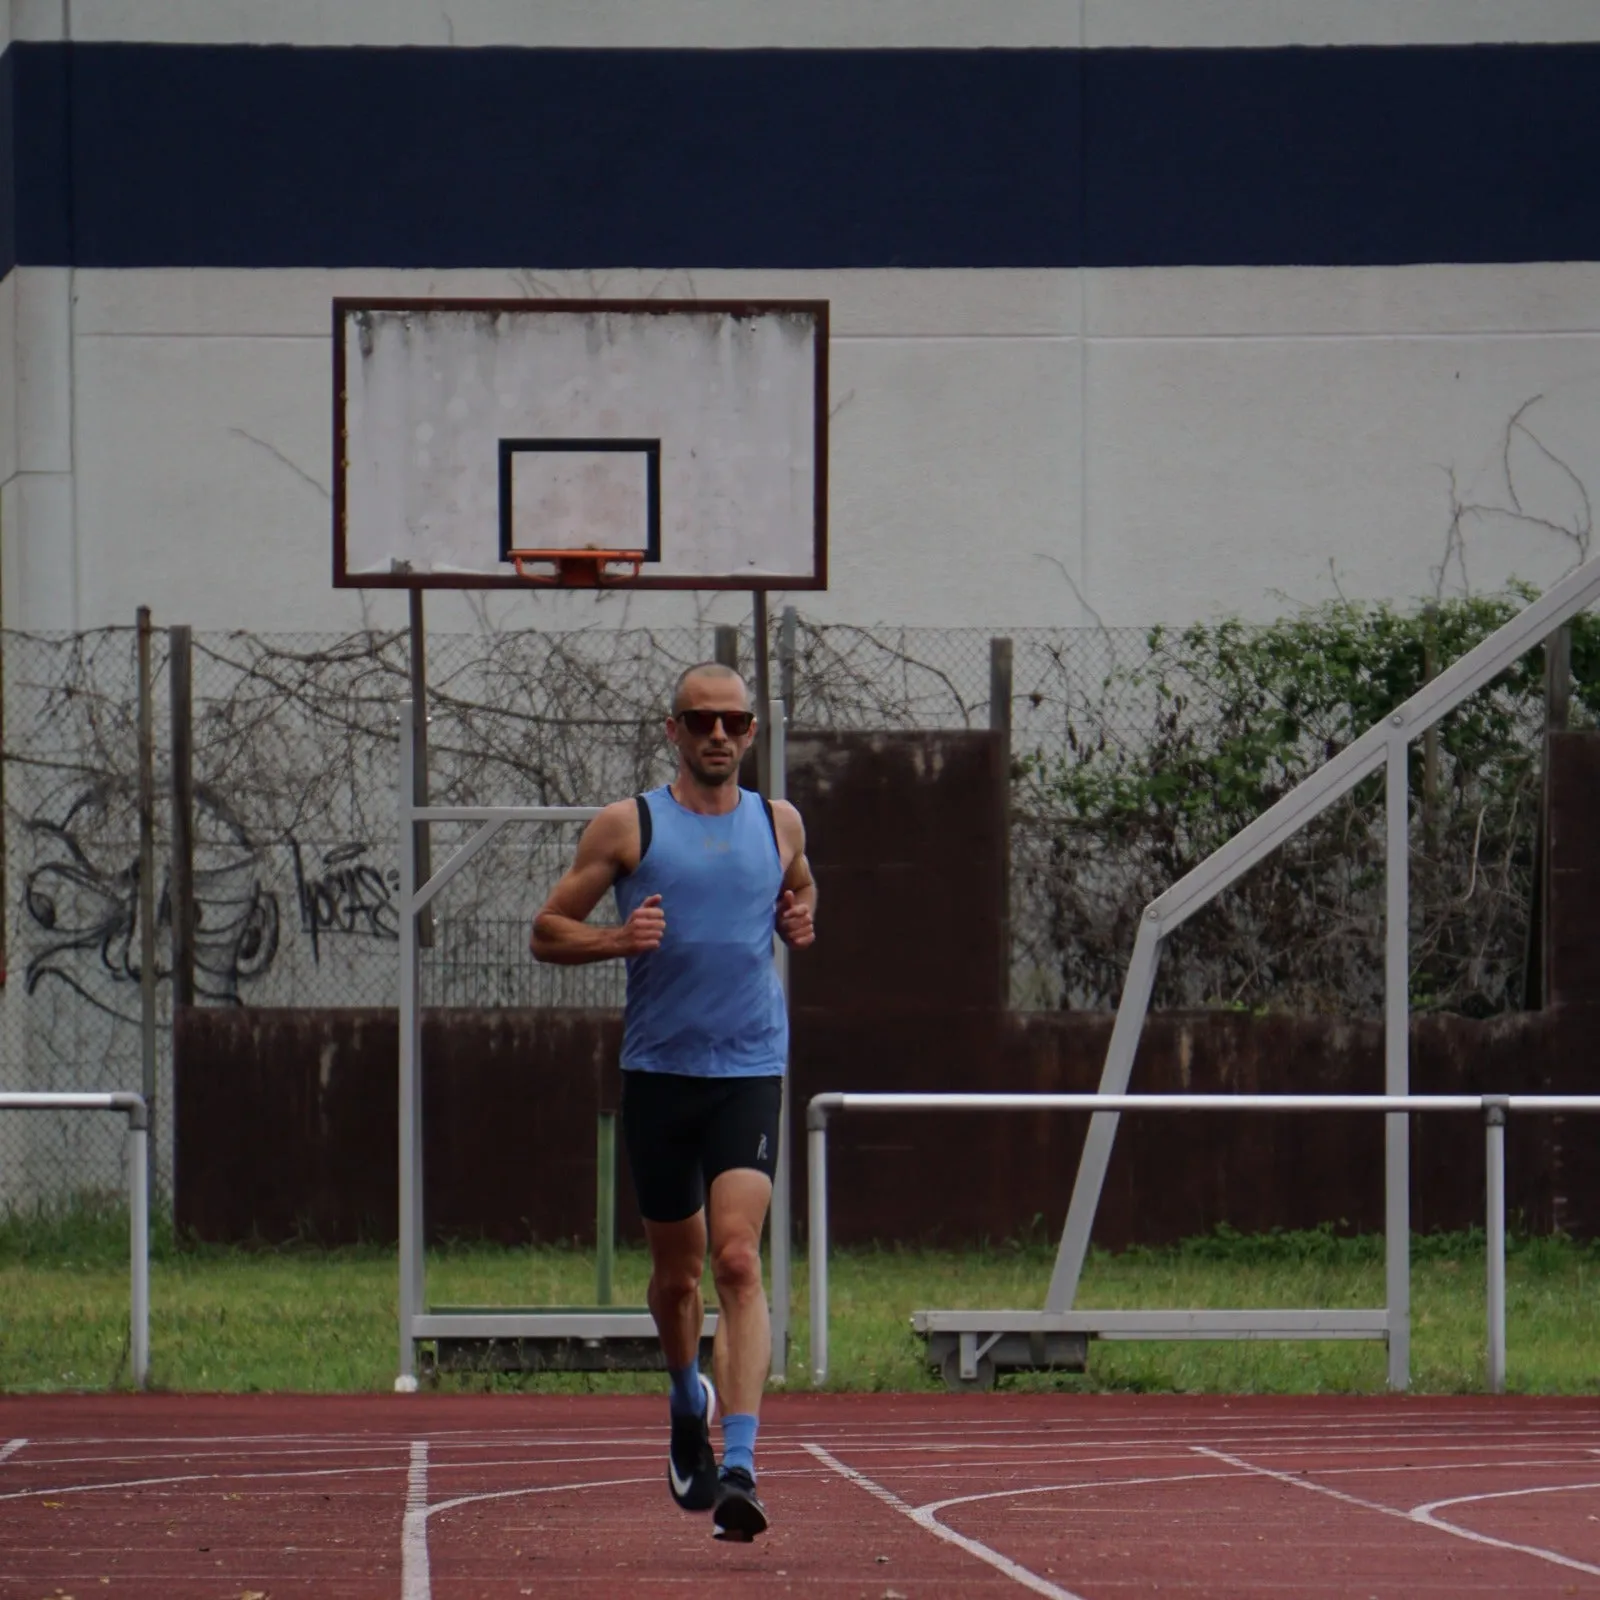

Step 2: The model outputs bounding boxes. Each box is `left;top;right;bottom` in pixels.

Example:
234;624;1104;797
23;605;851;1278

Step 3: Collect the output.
959;1330;1005;1380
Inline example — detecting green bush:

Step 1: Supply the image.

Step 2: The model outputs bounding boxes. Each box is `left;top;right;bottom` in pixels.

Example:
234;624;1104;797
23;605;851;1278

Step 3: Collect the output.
1017;593;1599;1016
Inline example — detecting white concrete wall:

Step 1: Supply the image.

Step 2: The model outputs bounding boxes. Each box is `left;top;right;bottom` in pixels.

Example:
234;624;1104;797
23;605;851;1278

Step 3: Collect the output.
2;1;1597;633
22;261;1593;633
48;0;1600;49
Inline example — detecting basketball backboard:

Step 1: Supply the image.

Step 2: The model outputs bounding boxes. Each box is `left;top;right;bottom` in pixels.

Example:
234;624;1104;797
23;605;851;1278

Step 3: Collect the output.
333;299;828;591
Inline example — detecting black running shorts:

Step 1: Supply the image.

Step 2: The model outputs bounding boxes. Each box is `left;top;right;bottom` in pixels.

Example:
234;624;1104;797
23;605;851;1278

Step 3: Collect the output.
619;1071;783;1225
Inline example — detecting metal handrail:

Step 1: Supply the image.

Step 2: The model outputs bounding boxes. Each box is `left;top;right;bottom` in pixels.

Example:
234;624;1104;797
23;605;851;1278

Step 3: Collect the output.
805;1091;1600;1394
0;1092;151;1388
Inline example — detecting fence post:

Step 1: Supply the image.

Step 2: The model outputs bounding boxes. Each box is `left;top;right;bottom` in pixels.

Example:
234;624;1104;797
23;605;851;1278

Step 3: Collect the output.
168;626;195;1008
990;638;1013;1008
135;608;159;1207
1525;626;1574;1009
1384;735;1412;1391
714;623;739;672
779;605;798;715
752;594;772;794
1422;605;1439;857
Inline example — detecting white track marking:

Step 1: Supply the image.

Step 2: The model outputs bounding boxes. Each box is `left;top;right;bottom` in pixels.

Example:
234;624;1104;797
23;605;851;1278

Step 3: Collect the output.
0;1439;27;1465
919;1470;1237;1513
26;1412;1600;1458
1198;1447;1600;1578
1412;1482;1600;1574
0;1457;419;1502
402;1441;431;1600
32;1425;1597;1476
425;1473;656;1520
777;1432;1600;1463
805;1443;1090;1600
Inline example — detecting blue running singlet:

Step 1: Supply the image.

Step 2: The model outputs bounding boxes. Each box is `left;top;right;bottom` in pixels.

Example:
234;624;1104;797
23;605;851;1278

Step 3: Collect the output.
614;785;787;1078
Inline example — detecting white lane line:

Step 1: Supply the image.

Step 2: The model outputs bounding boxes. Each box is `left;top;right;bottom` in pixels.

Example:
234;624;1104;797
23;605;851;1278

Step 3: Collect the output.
805;1443;1089;1600
24;1413;1598;1456
426;1472;656;1520
0;1440;27;1465
1197;1447;1600;1578
1412;1482;1600;1575
0;1457;415;1502
32;1425;1595;1475
402;1441;431;1600
776;1433;1600;1463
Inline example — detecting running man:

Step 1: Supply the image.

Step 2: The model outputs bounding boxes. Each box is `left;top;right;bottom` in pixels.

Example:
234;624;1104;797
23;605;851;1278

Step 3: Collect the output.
531;662;816;1542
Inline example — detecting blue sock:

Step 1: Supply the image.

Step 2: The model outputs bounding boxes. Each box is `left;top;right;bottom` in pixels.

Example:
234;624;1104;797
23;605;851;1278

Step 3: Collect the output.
721;1412;759;1478
668;1362;705;1418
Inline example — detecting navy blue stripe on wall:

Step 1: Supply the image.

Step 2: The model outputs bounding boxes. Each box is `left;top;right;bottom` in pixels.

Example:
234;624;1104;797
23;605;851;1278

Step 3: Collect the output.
1089;47;1600;268
2;42;1599;274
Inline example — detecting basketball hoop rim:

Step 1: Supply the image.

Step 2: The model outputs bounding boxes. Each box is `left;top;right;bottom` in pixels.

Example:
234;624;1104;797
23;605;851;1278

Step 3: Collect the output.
508;548;650;586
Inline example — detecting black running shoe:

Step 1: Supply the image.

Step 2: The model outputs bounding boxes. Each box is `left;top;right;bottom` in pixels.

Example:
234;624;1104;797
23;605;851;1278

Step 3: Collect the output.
667;1372;718;1512
712;1466;769;1542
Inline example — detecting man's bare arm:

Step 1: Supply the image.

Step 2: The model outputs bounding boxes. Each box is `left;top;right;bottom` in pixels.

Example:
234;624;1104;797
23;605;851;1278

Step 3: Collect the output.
531;803;663;964
773;800;817;948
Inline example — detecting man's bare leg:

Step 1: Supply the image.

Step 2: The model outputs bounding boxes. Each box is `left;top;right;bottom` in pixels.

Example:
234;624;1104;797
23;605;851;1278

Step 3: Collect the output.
707;1168;774;1415
645;1210;719;1513
705;1167;774;1539
643;1211;707;1369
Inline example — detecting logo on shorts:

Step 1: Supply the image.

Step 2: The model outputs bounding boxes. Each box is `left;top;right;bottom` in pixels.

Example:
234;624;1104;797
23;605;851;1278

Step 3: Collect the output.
757;1134;769;1161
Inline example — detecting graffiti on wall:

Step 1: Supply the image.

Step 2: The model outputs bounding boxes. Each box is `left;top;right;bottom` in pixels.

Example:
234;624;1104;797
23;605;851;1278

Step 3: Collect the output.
291;840;400;961
18;778;401;1013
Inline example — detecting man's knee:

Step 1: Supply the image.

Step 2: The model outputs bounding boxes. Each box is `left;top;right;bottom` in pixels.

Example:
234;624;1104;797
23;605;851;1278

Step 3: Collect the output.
651;1253;703;1302
711;1233;764;1300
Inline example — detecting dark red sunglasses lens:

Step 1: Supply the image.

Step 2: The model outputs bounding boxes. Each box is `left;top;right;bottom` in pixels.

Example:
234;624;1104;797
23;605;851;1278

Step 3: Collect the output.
680;709;753;736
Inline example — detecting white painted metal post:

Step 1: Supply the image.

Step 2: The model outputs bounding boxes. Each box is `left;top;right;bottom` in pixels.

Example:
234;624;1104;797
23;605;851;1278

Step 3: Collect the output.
129;1114;150;1389
1384;735;1412;1391
768;697;792;1383
1046;917;1163;1310
808;1117;829;1385
397;701;424;1386
1485;1100;1508;1394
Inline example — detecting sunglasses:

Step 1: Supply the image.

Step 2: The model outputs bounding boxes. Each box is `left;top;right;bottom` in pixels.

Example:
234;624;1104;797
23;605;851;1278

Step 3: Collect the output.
675;708;755;738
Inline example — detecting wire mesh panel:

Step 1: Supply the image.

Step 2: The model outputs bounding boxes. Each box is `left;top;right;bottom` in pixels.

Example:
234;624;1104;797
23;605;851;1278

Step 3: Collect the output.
0;628;171;1210
3;597;1595;1217
183;626;721;1011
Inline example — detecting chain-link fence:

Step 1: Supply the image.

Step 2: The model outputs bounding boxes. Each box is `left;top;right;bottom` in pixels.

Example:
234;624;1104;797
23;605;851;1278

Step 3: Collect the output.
3;600;1595;1214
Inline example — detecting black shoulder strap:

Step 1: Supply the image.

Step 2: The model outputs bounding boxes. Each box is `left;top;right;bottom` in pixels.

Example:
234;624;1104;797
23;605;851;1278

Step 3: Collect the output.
760;795;779;856
634;793;652;865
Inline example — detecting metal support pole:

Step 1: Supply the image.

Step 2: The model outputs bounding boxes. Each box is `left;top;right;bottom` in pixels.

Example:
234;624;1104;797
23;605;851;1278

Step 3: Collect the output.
1485;1099;1508;1394
1384;735;1412;1391
397;701;424;1385
135;607;159;1209
768;696;792;1383
408;591;434;947
807;1116;829;1385
596;1112;616;1307
129;1112;150;1389
1046;917;1163;1310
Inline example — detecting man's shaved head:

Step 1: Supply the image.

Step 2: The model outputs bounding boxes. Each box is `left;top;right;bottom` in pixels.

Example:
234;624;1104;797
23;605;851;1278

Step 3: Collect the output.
671;662;749;713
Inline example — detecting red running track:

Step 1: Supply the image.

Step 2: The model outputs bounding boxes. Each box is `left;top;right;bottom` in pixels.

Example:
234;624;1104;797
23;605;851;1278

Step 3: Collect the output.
2;1394;1599;1597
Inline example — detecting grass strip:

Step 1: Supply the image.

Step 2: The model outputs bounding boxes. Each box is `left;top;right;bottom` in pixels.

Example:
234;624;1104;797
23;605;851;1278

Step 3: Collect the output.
2;1206;1596;1395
